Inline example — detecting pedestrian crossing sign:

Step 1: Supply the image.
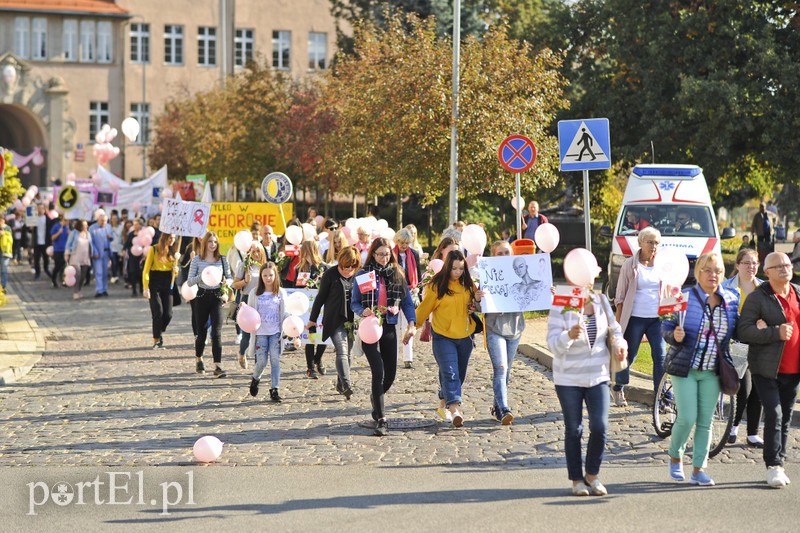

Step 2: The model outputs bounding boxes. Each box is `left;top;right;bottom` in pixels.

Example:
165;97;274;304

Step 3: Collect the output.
558;118;611;171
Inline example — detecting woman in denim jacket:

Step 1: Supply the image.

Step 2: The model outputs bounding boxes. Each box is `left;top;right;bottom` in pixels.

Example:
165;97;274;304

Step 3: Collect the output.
662;252;739;486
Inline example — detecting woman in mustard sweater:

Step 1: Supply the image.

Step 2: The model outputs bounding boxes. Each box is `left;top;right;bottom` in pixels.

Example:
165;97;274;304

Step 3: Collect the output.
414;249;481;427
142;233;179;349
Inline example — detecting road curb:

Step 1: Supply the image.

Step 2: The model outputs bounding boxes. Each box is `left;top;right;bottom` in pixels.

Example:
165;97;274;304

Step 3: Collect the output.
0;293;45;386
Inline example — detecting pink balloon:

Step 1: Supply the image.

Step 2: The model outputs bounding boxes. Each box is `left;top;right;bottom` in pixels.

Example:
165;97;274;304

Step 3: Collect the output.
142;245;151;257
534;223;560;254
429;259;444;274
465;254;479;268
236;303;262;334
64;266;77;277
358;316;383;344
131;245;144;256
282;315;304;337
14;200;24;210
193;436;223;463
145;226;156;237
161;188;174;198
132;236;143;247
180;282;198;301
22;197;31;207
314;215;324;229
65;276;77;287
32;153;44;166
341;226;351;238
66;172;76;181
563;248;601;288
46;246;54;257
22;166;30;174
140;234;153;247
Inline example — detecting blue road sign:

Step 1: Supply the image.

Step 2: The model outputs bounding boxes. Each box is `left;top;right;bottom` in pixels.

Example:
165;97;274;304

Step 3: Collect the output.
558;118;611;172
498;135;537;173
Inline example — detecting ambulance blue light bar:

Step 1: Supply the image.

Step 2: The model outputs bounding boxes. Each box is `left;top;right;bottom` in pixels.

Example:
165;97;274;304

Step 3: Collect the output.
632;166;702;177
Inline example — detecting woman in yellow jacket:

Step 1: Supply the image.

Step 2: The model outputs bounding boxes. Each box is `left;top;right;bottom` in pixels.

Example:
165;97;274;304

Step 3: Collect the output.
142;233;179;349
414;249;481;427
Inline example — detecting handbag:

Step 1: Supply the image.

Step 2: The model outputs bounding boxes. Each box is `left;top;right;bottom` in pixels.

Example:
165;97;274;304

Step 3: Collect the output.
419;319;432;342
728;340;749;379
470;312;484;335
692;287;740;396
599;294;628;379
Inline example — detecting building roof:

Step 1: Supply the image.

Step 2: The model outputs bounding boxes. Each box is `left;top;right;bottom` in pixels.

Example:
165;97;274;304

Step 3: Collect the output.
0;0;129;17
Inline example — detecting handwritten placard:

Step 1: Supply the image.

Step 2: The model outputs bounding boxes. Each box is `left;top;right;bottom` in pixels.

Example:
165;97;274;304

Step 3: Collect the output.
477;254;553;313
159;199;210;237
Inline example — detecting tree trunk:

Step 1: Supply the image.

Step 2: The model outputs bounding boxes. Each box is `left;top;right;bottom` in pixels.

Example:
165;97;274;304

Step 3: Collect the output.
427;206;433;249
352;193;357;218
396;186;403;230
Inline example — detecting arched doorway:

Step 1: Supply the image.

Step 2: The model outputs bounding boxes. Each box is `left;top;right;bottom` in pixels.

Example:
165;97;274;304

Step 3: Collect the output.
0;103;48;187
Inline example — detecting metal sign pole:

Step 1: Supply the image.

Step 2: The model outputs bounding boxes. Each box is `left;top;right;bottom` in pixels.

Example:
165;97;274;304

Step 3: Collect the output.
583;169;591;252
515;173;522;240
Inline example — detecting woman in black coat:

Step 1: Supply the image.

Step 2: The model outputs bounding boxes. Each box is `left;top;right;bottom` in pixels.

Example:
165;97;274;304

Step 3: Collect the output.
306;247;361;399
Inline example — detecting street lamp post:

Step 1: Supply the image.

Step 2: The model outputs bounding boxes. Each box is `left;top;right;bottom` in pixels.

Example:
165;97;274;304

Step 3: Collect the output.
448;0;461;226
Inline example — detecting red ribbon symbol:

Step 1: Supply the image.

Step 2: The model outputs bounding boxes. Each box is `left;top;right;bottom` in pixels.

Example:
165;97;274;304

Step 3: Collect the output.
193;209;204;224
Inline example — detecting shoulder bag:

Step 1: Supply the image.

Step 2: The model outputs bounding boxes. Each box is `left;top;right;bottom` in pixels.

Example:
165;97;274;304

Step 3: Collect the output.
598;293;628;379
692;287;740;396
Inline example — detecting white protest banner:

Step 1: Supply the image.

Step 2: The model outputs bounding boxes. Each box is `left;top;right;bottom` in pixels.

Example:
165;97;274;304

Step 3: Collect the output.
356;271;376;293
477;254;553;312
159;199;211;237
284;289;332;346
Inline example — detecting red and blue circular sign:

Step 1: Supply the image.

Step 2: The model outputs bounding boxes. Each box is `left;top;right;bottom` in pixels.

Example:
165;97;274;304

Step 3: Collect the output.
498;135;537;173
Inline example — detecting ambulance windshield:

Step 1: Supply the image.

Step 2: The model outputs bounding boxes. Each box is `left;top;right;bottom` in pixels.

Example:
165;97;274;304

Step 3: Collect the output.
619;205;715;238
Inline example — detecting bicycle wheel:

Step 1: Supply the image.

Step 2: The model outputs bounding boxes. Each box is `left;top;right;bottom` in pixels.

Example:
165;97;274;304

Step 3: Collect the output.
653;373;677;438
708;391;736;458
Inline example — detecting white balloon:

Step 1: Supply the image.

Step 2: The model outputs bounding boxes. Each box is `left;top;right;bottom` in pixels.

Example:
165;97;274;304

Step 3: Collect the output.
379;227;396;241
285;226;303;245
461;224;487;256
345;218;359;230
282;315;304;337
121;117;140;142
201;266;223;286
181;282;199;301
301;223;317;241
233;230;254;254
511;196;525;210
285;291;310;316
653;247;690;287
375;219;389;231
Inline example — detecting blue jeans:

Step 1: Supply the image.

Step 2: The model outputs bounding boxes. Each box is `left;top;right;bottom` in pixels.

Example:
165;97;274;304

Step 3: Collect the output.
614;316;665;393
432;331;473;406
253;333;281;387
92;252;110;294
555;382;610;481
0;256;9;289
669;369;720;469
486;331;521;412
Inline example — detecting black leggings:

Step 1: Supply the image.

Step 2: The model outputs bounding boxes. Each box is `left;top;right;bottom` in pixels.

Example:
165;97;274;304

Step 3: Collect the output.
194;289;224;363
51;251;66;287
363;324;398;421
148;271;173;340
305;335;326;370
734;367;763;436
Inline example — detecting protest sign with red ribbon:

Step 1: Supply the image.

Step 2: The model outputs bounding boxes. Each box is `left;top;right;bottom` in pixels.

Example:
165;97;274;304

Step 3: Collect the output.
552;285;588;309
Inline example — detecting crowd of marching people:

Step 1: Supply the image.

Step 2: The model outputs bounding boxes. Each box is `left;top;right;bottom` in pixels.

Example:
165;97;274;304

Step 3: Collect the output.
3;198;799;496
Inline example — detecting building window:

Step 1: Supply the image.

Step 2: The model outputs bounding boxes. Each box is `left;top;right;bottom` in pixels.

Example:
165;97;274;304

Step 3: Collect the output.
198;26;216;67
80;20;96;62
32;18;47;60
272;30;290;70
63;20;78;61
308;32;327;71
164;25;183;65
97;21;112;63
89;101;109;142
234;28;254;67
130;103;150;145
14;17;30;59
130;22;149;63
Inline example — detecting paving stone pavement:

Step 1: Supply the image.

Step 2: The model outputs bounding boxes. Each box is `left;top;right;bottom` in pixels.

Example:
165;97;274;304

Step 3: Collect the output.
1;263;796;469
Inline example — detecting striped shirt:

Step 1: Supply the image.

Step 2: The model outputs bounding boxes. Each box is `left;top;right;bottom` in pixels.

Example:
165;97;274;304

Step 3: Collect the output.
188;256;233;290
691;303;728;371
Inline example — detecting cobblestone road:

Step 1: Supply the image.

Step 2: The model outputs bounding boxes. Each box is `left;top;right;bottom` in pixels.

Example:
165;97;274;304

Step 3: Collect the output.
1;265;795;469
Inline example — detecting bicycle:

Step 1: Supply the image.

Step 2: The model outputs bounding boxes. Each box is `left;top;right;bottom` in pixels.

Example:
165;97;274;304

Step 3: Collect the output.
652;372;736;458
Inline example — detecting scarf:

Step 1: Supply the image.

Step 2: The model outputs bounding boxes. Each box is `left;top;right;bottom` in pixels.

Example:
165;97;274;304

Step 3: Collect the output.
364;262;405;309
394;246;418;289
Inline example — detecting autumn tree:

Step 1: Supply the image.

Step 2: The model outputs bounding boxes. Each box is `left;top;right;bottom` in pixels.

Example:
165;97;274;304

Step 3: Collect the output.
0;150;25;210
322;12;568;225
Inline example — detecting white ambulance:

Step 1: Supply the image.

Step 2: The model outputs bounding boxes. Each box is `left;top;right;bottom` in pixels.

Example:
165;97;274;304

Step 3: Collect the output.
603;164;735;299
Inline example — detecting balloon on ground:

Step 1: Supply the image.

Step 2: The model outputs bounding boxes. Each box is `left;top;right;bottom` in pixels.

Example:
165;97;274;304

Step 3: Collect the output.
193;436;224;463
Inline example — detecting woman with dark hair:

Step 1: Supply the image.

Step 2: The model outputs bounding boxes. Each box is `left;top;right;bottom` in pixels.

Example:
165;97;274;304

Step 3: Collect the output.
352;238;417;436
142;233;180;349
415;249;481;428
308;246;361;399
187;231;233;377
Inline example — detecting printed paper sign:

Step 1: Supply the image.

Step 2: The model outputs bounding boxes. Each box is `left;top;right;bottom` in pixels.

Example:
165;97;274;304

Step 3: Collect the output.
356;271;376;293
552;285;589;309
477;254;553;313
159;199;210;237
284;289;332;346
658;294;688;315
296;272;310;287
284;244;300;257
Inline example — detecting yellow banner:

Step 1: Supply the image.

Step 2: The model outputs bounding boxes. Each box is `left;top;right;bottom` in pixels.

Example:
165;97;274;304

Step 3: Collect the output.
207;202;293;254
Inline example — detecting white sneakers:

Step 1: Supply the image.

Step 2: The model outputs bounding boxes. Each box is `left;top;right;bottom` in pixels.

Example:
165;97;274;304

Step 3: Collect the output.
235;333;243;344
767;466;791;488
612;389;628;407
